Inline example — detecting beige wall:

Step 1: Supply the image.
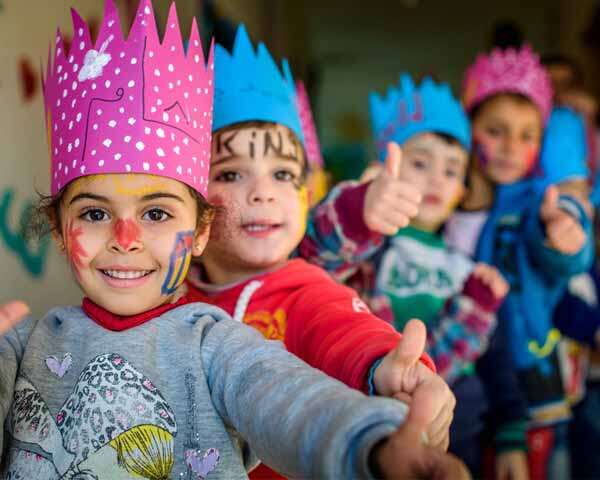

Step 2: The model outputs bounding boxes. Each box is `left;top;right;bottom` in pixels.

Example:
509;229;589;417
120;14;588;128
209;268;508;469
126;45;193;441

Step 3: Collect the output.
0;1;114;316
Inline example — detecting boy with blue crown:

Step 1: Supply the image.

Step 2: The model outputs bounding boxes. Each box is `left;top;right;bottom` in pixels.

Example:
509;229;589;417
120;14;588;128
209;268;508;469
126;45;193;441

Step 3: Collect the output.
183;26;459;479
300;74;535;476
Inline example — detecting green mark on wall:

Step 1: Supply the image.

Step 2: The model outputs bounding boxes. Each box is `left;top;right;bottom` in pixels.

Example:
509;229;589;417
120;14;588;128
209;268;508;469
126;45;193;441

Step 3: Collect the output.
0;189;50;277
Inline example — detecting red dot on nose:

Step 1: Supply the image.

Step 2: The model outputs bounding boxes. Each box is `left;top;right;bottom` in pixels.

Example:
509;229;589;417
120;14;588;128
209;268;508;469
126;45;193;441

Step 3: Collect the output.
114;219;141;250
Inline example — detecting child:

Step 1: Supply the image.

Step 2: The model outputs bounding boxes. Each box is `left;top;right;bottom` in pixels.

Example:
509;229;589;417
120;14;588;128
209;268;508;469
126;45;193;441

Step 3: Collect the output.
447;45;595;479
184;26;456;478
300;74;527;476
0;3;469;479
540;107;600;479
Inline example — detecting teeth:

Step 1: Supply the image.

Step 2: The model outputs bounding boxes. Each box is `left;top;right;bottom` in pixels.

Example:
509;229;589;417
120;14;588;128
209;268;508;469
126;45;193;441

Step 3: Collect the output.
103;270;151;280
245;224;270;232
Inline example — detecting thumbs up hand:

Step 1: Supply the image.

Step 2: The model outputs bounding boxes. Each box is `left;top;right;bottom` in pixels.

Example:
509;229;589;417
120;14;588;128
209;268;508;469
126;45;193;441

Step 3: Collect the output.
540;186;586;255
374;319;456;451
363;142;422;236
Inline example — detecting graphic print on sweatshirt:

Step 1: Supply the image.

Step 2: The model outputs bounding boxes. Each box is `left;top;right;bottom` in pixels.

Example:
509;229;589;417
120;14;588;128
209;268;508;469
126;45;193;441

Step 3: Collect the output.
3;353;218;480
376;234;472;325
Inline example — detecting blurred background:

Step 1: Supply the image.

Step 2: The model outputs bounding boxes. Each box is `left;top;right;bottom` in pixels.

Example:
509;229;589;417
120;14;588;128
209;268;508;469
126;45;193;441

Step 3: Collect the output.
2;0;600;316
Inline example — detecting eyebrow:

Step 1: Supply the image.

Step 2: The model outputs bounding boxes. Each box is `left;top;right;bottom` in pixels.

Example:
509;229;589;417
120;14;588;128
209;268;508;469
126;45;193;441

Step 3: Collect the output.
140;192;186;203
69;193;109;205
211;155;239;168
408;146;434;157
69;192;186;205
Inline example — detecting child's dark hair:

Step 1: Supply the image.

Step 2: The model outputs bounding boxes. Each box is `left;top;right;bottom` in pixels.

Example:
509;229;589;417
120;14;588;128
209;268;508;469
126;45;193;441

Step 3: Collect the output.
29;184;215;240
431;131;463;148
216;120;310;185
469;92;539;122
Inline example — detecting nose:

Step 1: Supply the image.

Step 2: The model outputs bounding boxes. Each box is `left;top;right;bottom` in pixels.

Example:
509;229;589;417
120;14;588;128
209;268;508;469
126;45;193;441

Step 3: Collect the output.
108;218;143;253
247;176;276;205
503;133;520;155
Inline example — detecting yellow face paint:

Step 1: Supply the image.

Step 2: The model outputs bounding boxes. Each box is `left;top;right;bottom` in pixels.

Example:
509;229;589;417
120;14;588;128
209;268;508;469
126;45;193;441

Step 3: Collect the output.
112;175;167;197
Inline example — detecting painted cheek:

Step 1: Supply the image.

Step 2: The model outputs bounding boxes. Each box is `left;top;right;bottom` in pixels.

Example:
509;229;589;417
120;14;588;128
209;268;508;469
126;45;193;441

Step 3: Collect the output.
64;219;87;278
473;138;494;167
524;146;540;173
113;218;141;250
161;231;194;295
298;187;309;224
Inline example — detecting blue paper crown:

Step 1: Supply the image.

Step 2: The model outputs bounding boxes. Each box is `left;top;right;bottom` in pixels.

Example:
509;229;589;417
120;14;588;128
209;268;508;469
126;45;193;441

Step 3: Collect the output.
538;107;588;187
213;25;304;143
369;74;471;161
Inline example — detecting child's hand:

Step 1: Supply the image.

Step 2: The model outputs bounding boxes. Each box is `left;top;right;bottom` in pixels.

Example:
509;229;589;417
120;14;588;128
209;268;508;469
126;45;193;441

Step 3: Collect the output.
0;301;30;336
471;263;509;301
363;142;422;236
371;418;471;479
495;450;529;480
374;319;456;450
540;186;586;255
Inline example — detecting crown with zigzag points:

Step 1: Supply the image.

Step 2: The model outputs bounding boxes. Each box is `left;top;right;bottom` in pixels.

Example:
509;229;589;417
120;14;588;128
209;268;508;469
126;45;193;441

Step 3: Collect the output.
212;25;304;144
462;45;553;122
370;74;471;161
539;106;588;187
43;0;214;196
296;81;323;168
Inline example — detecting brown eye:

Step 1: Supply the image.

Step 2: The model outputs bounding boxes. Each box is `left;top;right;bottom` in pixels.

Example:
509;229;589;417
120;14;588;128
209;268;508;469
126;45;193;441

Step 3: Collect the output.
143;208;171;222
274;170;296;182
215;171;241;182
81;209;109;222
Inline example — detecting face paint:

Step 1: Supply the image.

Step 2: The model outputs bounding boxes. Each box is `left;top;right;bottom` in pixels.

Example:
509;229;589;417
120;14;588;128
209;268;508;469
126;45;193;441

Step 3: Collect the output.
298;186;309;225
213;125;302;165
473;138;492;167
524;146;539;174
113;218;141;250
112;176;166;197
64;219;86;278
161;230;194;295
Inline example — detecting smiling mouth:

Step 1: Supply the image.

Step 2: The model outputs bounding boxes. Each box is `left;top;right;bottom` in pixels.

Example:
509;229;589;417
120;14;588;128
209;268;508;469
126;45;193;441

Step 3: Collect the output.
242;223;282;233
100;269;155;280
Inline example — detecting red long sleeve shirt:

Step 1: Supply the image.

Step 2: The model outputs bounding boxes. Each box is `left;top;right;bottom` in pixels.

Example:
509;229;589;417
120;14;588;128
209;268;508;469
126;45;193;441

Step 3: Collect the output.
187;259;435;392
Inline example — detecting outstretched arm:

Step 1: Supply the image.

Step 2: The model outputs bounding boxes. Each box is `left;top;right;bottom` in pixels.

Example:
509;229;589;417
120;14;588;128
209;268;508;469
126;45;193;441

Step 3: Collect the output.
202;314;468;479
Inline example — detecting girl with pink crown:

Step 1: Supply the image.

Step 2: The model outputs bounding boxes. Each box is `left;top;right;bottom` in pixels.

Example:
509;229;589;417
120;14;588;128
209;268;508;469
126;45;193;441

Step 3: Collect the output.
0;1;471;478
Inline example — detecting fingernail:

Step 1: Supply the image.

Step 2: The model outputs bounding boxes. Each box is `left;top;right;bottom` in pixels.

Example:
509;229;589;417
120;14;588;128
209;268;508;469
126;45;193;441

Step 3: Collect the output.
421;432;429;445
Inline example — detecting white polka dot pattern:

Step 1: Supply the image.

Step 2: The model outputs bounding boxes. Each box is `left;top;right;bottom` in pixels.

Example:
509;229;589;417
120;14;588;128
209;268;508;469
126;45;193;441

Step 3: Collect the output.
42;0;213;196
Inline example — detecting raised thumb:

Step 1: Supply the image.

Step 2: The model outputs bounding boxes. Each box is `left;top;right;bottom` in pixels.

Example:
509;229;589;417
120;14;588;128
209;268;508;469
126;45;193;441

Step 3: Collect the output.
385;142;403;178
393;318;427;364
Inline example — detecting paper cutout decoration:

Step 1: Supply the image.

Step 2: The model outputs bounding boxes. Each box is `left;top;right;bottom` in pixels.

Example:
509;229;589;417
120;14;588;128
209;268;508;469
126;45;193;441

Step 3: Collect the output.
370;74;471;161
538;106;588;187
462;44;553;122
213;24;304;144
43;0;214;196
296;81;323;168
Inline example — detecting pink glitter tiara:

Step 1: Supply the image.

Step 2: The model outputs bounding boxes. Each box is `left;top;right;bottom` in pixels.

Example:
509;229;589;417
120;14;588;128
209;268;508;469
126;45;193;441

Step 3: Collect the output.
43;0;214;196
462;44;553;122
295;81;323;168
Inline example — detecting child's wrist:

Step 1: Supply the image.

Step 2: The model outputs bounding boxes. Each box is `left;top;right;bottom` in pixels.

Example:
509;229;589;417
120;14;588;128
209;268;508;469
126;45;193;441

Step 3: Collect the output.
462;273;503;312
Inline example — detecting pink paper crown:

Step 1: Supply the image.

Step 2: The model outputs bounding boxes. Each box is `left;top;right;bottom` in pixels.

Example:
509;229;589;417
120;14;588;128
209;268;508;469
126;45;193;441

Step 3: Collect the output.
462;44;553;122
296;81;323;168
43;0;214;196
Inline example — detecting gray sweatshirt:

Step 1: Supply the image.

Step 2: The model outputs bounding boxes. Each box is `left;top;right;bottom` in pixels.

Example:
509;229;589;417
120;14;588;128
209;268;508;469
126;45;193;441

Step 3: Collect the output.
0;302;407;479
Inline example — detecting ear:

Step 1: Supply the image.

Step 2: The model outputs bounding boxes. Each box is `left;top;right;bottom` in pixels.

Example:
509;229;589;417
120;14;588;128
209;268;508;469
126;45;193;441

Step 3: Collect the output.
192;225;211;256
49;210;66;253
